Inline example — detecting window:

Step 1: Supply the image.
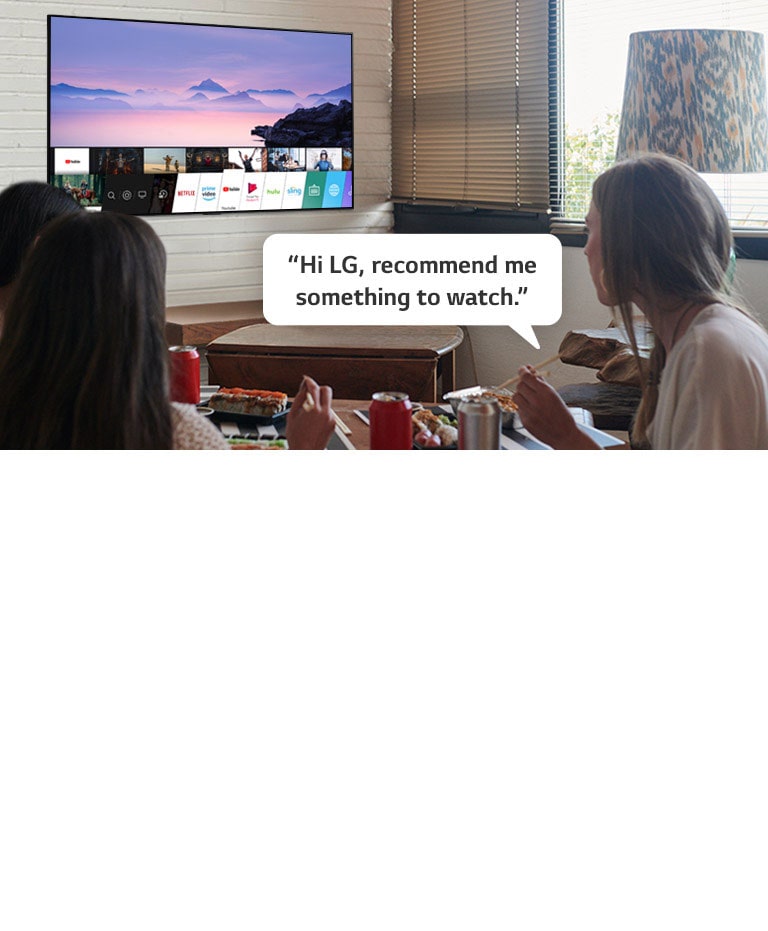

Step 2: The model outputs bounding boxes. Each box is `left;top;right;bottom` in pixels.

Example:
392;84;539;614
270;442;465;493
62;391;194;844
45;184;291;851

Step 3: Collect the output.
392;0;768;235
562;0;768;230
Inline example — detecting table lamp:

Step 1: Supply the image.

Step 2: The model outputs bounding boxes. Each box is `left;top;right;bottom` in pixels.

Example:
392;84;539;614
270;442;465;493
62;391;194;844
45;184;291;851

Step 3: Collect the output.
616;29;768;284
616;29;768;172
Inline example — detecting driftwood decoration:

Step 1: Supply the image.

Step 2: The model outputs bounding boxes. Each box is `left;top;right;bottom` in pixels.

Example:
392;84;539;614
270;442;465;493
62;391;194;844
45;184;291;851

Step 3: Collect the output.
558;327;651;388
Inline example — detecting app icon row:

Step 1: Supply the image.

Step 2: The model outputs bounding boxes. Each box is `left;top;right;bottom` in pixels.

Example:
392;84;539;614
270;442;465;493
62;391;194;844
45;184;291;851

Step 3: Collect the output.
49;169;353;213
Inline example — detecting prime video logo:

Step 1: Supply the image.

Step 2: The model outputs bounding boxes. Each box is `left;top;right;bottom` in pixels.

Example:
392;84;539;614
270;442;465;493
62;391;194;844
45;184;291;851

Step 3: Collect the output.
201;186;217;200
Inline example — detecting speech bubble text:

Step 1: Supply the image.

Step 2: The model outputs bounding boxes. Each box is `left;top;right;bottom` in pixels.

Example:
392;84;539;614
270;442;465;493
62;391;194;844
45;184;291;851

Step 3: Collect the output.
263;233;562;347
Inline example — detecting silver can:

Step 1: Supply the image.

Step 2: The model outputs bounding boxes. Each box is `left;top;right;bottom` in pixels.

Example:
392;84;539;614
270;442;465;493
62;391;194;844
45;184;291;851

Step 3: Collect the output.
458;396;501;449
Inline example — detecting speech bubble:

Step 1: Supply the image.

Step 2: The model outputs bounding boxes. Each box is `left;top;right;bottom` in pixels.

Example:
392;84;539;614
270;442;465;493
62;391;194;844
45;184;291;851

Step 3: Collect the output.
262;232;562;348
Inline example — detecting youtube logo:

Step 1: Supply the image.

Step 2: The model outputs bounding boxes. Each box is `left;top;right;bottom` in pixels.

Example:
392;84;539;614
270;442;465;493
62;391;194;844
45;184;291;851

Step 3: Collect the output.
218;168;245;211
53;147;89;175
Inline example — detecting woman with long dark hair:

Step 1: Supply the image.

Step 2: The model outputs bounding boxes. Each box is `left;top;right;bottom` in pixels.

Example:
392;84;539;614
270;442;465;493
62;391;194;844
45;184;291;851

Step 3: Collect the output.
0;210;336;450
0;181;81;319
0;210;204;448
513;153;768;449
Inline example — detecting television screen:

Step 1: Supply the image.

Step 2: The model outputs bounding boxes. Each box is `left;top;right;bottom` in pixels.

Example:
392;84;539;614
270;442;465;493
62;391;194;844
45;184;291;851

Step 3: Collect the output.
47;15;353;215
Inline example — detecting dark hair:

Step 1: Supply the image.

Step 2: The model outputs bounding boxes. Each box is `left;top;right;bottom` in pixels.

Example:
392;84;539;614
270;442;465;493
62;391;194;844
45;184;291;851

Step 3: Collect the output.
0;181;81;287
591;153;737;442
0;211;173;449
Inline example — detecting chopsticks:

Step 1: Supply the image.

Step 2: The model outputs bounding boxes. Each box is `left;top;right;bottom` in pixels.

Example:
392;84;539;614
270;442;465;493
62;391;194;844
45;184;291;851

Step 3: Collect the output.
334;412;352;435
301;387;352;435
496;353;561;390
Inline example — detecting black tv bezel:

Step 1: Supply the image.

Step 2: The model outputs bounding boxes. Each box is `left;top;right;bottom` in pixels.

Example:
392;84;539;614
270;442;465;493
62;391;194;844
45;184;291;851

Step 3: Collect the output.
46;13;354;217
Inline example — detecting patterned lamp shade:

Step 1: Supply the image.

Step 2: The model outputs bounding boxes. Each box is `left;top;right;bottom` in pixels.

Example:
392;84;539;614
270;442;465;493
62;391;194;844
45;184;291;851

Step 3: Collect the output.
616;30;768;172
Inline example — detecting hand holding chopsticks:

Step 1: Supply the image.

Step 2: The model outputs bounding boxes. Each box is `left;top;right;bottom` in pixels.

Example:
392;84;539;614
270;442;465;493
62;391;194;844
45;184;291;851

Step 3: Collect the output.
287;375;337;449
497;353;561;390
302;384;351;435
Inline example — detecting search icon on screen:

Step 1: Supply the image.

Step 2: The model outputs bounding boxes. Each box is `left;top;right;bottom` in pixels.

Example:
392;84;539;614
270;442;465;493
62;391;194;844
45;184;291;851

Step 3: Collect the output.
107;190;116;200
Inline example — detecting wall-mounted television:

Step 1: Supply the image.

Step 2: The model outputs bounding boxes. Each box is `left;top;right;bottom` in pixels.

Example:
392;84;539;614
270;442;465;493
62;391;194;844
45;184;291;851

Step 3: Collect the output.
47;15;353;215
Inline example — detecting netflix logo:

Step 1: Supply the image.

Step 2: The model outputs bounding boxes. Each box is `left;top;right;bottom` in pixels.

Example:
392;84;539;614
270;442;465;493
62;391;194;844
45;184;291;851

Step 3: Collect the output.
170;174;201;213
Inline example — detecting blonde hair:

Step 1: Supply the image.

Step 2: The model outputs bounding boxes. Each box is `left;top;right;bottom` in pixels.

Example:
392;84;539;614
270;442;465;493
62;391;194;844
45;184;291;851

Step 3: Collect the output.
591;153;736;444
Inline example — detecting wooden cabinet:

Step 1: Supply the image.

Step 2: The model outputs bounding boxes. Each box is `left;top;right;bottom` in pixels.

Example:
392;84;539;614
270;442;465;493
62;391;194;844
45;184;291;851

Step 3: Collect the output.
205;324;464;402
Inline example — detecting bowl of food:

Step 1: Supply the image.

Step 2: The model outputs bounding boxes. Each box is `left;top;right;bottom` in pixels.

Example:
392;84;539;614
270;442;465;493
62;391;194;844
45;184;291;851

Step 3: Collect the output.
411;408;459;449
443;386;519;429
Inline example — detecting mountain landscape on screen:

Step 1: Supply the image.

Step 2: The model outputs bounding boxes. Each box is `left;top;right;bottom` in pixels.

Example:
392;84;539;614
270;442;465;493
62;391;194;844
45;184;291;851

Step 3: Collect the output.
49;17;352;147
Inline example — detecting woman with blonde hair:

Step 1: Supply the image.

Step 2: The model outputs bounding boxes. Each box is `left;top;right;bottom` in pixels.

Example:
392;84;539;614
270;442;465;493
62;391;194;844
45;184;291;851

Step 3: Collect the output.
514;153;768;449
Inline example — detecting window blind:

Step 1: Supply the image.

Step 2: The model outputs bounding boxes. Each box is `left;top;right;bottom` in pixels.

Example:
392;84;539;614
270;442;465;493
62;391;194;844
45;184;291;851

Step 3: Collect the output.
392;0;552;211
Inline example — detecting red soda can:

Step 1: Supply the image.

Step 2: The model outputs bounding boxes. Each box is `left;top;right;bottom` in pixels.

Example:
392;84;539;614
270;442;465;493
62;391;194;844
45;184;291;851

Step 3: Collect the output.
168;345;200;404
369;391;413;449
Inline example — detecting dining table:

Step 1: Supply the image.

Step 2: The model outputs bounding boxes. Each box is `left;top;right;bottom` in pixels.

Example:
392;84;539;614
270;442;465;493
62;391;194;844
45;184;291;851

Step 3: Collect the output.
200;388;627;450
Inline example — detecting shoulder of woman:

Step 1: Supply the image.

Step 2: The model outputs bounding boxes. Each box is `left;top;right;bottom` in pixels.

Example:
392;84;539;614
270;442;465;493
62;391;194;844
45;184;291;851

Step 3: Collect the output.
674;303;768;377
171;402;229;450
690;303;768;343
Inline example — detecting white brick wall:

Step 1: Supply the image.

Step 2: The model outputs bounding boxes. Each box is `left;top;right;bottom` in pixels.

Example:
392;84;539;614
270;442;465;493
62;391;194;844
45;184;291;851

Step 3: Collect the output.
0;0;393;306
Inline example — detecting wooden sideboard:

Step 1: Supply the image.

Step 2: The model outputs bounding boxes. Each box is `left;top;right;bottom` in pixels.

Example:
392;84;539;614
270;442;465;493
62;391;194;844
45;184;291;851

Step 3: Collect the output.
205;323;465;402
165;300;266;347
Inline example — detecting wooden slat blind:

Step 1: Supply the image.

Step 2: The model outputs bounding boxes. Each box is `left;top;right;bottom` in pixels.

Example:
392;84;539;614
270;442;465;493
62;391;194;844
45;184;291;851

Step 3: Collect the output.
392;0;552;211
